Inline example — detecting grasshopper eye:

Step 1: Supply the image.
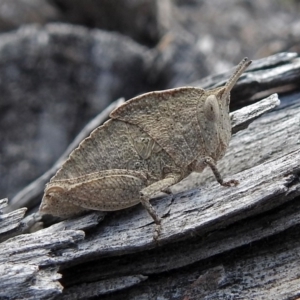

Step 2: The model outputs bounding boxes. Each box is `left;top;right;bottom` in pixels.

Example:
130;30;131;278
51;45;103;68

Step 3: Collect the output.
204;95;220;122
46;186;65;196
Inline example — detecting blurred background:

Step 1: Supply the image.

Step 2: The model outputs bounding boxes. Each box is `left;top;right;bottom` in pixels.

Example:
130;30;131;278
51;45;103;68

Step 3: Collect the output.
0;0;300;201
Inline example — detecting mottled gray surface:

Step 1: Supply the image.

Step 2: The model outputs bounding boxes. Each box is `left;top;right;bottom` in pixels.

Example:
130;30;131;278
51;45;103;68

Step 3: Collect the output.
0;0;60;31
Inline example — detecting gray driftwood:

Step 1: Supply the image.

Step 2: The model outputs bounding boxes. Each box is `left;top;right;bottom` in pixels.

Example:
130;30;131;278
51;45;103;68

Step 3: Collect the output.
2;53;300;299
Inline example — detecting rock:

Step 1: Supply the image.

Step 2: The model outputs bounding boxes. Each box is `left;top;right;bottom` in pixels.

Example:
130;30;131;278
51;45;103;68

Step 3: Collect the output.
0;23;154;199
50;0;172;45
0;0;60;32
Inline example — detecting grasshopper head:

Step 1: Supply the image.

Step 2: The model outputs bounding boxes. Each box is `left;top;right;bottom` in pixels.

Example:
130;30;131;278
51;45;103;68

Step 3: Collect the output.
202;58;251;159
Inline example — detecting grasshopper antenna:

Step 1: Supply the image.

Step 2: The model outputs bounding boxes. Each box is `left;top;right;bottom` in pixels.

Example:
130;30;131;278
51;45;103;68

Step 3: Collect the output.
222;57;252;100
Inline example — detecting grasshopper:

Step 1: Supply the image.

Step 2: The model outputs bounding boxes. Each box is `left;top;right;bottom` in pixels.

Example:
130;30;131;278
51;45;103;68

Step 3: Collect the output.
39;58;251;239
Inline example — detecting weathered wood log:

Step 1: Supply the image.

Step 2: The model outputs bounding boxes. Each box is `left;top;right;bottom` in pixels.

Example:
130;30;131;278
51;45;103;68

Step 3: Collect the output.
0;198;105;299
2;53;300;299
58;90;300;299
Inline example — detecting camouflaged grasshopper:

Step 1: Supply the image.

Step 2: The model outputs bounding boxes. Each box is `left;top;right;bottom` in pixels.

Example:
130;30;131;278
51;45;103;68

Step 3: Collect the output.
39;58;251;239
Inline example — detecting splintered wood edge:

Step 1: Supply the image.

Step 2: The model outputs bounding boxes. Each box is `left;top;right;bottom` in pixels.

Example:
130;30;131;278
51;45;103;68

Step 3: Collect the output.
0;198;27;243
0;230;85;299
231;93;280;134
0;263;63;299
0;197;88;299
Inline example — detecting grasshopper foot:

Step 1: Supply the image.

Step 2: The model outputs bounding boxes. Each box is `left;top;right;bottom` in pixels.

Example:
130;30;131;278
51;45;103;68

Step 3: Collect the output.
204;157;239;187
221;179;239;187
153;222;162;243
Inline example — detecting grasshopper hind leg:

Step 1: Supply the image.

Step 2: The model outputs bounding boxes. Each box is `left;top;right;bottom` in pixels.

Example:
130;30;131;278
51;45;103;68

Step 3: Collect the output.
140;174;182;241
140;196;162;241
